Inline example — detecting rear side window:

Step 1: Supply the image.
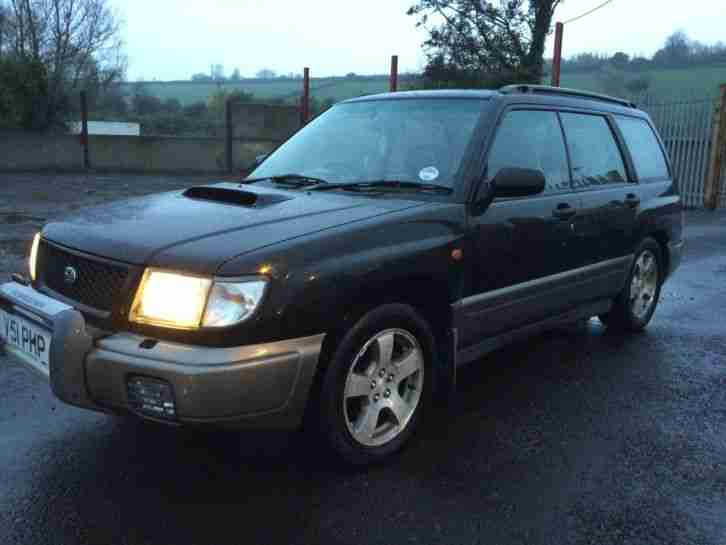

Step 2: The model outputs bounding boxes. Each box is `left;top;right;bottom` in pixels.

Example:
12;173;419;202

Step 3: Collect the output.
487;110;570;195
615;116;670;180
560;113;627;189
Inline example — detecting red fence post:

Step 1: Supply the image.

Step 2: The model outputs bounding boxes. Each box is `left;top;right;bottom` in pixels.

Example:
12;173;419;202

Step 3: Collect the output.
80;90;89;169
551;22;564;87
390;55;399;92
301;67;310;125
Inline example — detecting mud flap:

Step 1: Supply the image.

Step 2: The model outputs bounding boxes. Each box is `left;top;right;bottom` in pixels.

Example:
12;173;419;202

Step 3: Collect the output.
434;327;457;407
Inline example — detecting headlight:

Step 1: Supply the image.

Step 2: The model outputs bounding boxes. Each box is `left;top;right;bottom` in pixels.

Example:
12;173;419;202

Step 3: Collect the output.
29;233;40;282
129;268;267;330
130;269;212;329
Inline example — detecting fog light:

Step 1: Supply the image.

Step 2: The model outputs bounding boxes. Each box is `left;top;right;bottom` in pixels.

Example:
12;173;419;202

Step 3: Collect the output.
127;376;176;419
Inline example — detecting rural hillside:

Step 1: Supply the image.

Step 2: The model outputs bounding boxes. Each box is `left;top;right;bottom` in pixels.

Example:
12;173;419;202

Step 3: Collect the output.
121;64;726;107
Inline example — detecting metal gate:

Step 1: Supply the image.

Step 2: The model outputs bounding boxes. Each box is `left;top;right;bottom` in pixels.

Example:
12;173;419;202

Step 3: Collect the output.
637;96;718;208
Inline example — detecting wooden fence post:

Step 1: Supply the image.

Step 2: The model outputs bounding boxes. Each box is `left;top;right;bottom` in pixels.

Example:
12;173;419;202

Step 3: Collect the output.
704;84;726;209
80;90;90;169
225;96;233;172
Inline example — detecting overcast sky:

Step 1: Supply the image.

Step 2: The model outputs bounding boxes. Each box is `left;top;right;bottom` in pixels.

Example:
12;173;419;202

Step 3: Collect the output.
112;0;726;81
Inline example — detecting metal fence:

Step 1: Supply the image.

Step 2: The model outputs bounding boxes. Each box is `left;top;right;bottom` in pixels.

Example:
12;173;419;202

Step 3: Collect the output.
637;95;718;208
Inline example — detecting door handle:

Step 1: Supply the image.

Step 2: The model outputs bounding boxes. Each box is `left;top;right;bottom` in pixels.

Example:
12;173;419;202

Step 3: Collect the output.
624;193;641;208
552;203;577;220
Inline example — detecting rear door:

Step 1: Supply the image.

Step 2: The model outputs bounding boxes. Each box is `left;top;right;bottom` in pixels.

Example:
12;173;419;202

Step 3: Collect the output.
457;108;581;347
612;114;680;238
559;111;638;301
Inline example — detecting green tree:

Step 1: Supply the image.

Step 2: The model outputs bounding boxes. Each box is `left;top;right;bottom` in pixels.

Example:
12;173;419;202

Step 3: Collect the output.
0;56;49;129
408;0;562;87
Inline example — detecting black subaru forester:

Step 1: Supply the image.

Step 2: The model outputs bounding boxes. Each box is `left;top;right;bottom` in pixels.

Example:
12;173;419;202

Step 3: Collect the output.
0;85;683;465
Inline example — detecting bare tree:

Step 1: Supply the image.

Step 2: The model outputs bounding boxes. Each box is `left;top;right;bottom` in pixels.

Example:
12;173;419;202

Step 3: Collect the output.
408;0;562;84
2;0;125;127
0;4;7;54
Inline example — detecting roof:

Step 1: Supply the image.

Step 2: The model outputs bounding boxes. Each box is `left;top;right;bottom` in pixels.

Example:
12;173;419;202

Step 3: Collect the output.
341;86;641;114
342;89;498;103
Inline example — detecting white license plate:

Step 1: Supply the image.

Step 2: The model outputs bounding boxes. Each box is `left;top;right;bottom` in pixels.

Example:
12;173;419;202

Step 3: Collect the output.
0;308;52;370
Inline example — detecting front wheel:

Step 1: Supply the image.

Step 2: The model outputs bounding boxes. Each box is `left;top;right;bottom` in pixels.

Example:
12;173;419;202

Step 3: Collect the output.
317;304;434;465
600;237;663;332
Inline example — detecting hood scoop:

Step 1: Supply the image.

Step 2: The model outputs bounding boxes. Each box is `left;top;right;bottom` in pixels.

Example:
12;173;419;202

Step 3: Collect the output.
182;186;291;207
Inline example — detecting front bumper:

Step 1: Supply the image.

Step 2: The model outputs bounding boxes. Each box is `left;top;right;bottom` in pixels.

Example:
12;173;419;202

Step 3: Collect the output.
1;281;324;430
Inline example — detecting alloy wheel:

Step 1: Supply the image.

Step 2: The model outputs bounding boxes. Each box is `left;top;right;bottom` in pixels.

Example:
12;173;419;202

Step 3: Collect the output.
630;249;659;320
342;328;424;447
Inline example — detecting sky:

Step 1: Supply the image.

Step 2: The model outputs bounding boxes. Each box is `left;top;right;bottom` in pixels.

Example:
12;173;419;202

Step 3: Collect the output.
111;0;726;81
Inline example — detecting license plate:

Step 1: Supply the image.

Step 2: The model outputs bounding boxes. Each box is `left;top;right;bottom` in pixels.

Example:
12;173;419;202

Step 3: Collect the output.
0;308;52;370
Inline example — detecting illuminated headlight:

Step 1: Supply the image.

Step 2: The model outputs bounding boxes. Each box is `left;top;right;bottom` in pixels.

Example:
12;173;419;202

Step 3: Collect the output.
29;232;40;281
129;268;267;330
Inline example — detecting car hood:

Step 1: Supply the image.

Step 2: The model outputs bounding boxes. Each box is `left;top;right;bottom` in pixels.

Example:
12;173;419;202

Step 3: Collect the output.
42;183;424;275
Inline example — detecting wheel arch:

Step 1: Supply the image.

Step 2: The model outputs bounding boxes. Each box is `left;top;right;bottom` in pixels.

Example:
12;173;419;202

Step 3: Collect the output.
305;274;456;425
648;229;670;277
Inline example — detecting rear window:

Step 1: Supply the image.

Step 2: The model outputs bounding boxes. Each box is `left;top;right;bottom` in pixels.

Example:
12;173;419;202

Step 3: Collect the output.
615;116;670;181
560;113;627;188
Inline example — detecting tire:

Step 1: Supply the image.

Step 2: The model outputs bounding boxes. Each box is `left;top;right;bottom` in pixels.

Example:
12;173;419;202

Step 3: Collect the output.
599;237;663;332
317;304;434;466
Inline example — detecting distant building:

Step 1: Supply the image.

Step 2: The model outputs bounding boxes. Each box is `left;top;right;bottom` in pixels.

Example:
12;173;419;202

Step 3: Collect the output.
70;121;141;136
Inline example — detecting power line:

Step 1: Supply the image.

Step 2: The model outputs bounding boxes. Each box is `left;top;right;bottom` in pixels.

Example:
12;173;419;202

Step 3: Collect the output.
562;0;615;25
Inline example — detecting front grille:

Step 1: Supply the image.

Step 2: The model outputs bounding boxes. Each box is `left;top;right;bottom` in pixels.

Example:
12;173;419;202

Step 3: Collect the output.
37;240;130;312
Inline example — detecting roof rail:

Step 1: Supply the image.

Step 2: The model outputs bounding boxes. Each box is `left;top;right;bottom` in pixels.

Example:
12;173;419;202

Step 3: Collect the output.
499;84;637;109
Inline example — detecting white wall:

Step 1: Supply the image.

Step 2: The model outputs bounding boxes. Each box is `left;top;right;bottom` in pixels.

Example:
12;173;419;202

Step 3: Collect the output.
69;121;141;136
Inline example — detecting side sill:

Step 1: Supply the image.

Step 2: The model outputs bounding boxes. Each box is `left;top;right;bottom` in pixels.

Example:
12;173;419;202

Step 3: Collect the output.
456;299;612;367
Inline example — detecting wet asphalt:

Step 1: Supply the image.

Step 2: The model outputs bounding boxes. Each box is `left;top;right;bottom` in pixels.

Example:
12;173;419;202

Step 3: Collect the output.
1;209;725;545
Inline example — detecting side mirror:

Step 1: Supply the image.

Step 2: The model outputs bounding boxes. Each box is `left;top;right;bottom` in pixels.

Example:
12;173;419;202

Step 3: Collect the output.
491;167;546;198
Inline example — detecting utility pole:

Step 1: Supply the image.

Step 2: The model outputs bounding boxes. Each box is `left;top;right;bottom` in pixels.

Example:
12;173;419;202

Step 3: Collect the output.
551;22;564;87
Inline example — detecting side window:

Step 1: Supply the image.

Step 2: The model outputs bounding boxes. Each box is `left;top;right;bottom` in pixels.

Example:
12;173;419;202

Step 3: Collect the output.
560;113;628;189
615;116;670;181
487;110;570;195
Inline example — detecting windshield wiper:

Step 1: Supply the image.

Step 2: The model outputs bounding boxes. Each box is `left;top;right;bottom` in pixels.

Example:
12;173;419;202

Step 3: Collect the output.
242;174;329;188
311;180;453;194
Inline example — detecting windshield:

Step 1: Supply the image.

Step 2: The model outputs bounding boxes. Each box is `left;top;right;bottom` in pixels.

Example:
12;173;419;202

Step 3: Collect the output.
249;99;486;190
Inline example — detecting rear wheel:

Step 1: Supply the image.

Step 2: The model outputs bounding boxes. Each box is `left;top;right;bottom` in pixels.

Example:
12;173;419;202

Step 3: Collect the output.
318;304;434;465
599;237;662;332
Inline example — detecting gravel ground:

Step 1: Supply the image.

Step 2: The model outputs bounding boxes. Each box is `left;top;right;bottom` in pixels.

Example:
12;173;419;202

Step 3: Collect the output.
1;173;726;545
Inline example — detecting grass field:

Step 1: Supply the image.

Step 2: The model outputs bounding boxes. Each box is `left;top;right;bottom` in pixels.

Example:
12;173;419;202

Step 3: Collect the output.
120;77;402;106
122;65;726;106
559;64;726;101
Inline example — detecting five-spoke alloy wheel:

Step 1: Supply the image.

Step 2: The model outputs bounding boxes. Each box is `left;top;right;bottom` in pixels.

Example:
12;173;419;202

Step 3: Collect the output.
600;237;663;332
318;304;434;465
343;328;424;447
629;249;659;320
